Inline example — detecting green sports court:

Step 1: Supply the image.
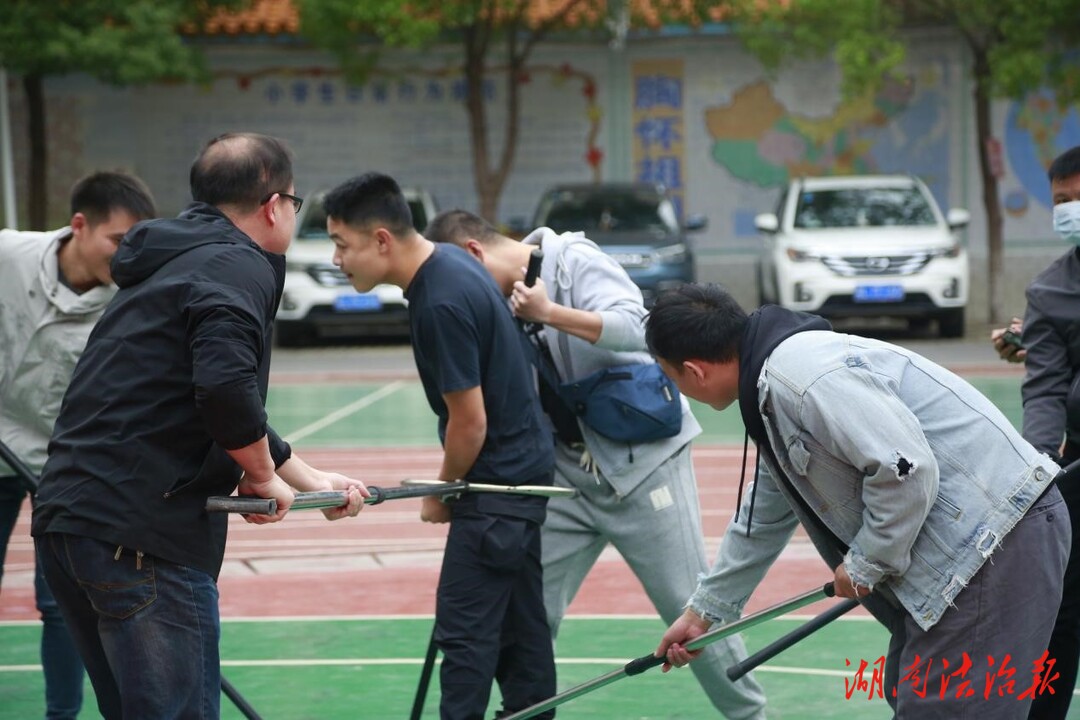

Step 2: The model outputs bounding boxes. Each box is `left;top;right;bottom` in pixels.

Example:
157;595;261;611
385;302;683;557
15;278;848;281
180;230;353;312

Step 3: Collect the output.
3;368;1076;719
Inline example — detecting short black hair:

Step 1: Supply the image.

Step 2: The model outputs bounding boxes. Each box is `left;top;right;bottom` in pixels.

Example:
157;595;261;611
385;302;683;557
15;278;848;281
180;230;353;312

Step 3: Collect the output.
1049;146;1080;184
189;133;293;212
425;209;502;246
645;283;748;365
323;173;414;236
70;171;156;226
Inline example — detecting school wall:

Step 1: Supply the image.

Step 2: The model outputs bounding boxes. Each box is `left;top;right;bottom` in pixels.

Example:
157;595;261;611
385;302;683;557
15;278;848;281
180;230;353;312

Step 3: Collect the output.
5;27;1073;327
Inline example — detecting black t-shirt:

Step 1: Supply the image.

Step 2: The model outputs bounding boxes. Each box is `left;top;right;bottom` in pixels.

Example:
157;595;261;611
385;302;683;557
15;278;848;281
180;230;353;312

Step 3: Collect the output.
405;245;554;506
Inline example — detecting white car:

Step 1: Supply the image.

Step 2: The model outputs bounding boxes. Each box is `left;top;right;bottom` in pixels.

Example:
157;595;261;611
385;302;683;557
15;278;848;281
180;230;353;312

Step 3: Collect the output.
755;175;971;337
275;187;438;346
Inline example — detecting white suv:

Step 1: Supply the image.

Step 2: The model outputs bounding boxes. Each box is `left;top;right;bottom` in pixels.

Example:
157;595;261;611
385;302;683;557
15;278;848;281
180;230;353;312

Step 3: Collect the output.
755;175;971;337
275;187;438;346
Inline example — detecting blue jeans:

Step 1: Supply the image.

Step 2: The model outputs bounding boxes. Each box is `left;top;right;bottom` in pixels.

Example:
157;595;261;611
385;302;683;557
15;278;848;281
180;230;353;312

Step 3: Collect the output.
1;480;85;719
37;532;221;720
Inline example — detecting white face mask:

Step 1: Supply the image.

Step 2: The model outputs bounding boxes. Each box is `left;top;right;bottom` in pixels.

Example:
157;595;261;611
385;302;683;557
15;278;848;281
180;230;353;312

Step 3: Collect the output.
1053;200;1080;244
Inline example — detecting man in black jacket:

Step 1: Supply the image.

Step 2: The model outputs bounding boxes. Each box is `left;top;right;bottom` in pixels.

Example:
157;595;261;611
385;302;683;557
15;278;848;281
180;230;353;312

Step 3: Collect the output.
32;133;368;720
989;145;1080;719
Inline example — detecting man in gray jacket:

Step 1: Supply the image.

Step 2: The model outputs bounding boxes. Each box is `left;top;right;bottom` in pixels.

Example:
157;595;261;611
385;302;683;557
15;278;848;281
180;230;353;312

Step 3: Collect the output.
426;210;766;719
651;283;1067;719
0;171;156;719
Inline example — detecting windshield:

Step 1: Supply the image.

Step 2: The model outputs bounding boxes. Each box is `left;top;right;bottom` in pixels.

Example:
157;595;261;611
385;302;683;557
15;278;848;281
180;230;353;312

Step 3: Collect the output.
537;188;678;236
793;187;936;229
296;197;430;240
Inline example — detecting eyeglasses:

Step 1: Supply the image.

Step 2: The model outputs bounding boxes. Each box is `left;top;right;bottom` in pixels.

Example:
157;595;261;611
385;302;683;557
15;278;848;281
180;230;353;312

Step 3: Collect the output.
261;191;303;214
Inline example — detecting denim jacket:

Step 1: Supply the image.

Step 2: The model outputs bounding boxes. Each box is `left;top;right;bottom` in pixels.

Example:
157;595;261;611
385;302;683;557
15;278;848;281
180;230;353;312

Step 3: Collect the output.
691;331;1059;631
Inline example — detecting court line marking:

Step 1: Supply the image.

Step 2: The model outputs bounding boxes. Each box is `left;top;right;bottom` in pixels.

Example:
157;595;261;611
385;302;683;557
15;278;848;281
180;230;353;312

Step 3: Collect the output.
0;613;874;627
282;381;406;444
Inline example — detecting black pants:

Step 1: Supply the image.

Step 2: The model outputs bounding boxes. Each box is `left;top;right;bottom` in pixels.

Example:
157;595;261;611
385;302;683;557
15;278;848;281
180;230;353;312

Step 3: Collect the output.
1029;450;1080;720
435;510;556;720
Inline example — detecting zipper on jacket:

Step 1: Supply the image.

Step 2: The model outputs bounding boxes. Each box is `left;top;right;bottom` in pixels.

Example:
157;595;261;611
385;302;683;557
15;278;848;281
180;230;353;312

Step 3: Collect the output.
114;545;123;561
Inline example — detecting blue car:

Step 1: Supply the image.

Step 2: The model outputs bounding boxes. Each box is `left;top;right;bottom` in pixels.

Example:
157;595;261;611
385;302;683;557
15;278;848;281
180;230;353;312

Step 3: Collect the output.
529;182;706;306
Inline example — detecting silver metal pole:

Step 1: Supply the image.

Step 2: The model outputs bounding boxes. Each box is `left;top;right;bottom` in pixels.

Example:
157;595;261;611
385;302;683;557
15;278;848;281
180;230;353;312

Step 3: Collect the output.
503;584;837;720
0;68;16;229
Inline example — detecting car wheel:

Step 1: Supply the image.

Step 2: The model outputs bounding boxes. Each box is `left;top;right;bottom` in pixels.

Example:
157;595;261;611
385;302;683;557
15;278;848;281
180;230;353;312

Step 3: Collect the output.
938;308;965;338
908;316;932;336
275;321;317;347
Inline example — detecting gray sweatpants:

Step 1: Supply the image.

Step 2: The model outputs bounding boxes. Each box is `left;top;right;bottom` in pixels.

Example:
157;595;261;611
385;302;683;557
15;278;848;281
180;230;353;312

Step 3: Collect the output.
541;442;768;720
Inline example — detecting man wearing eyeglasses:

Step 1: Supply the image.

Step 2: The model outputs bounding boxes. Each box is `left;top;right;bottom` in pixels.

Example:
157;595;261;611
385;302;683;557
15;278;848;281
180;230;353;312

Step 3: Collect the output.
31;132;368;720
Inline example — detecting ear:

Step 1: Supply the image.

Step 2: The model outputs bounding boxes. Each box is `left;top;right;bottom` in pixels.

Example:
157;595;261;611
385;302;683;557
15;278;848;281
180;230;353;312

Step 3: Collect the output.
373;227;394;254
462;238;485;262
681;359;709;386
70;212;89;237
258;193;279;227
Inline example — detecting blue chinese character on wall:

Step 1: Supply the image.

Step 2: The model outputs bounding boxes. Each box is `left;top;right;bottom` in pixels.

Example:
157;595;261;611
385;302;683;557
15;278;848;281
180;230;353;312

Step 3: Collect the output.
635;76;682;110
291;81;310;105
345;85;363;103
373;83;389;103
636;156;682;191
266;82;283;105
318;82;335;105
634;117;682;152
425;81;445;102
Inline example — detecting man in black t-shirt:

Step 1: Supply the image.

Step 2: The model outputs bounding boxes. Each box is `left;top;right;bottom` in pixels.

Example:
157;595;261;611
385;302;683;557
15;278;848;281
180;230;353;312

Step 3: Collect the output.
325;173;556;720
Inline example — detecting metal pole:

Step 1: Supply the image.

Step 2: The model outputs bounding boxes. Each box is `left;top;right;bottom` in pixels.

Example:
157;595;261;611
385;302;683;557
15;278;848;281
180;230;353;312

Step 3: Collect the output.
502;584;836;720
726;598;861;681
0;67;17;229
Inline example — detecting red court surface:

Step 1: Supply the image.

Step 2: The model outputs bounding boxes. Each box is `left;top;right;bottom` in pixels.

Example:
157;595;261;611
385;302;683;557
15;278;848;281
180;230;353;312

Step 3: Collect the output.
0;445;848;623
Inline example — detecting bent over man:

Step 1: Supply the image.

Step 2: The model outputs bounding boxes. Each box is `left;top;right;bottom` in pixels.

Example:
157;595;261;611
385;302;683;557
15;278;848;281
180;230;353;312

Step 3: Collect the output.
651;283;1067;720
427;209;766;719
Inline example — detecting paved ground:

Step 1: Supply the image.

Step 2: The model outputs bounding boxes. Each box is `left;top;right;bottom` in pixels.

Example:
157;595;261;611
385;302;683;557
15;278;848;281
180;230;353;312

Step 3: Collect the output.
1;327;1023;624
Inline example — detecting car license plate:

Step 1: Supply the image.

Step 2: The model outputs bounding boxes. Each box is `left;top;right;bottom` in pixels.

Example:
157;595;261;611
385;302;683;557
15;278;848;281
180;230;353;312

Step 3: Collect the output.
333;293;382;312
854;285;905;303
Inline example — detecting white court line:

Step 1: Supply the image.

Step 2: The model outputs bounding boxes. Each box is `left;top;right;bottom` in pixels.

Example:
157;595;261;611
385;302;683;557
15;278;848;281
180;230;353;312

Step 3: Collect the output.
0;613;873;627
2;657;1076;696
283;381;406;444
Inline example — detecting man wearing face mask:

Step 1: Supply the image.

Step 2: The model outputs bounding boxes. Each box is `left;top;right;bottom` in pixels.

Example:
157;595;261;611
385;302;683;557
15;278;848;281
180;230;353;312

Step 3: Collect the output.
988;144;1080;719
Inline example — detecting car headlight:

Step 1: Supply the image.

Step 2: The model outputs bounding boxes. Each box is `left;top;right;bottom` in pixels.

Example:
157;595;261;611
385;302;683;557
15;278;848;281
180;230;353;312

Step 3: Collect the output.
929;244;962;259
653;243;688;264
785;247;817;262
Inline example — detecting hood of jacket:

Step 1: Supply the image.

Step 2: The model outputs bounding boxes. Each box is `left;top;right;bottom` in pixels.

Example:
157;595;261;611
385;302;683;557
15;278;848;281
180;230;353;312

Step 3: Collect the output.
111;203;262;289
738;305;832;446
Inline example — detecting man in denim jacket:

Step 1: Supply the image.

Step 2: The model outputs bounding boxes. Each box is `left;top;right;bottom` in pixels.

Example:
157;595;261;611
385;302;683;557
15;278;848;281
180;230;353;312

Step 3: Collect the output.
649;283;1067;719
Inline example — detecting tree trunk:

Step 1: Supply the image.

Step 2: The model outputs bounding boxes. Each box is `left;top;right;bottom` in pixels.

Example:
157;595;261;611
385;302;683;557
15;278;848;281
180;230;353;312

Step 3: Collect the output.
971;49;1005;324
24;74;46;230
462;27;523;223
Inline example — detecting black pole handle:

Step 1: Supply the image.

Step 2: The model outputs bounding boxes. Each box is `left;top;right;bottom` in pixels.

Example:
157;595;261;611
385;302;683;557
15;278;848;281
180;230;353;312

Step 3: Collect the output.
524;248;543;287
726;596;859;681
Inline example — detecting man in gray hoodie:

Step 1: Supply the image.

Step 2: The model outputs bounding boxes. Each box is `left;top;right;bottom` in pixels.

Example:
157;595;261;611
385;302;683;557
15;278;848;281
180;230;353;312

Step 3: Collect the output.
427;210;767;720
0;171;156;719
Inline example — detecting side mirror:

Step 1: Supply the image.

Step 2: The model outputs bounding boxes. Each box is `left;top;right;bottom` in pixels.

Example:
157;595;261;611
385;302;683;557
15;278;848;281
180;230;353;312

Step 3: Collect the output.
685;213;708;232
946;208;970;230
755;213;779;234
